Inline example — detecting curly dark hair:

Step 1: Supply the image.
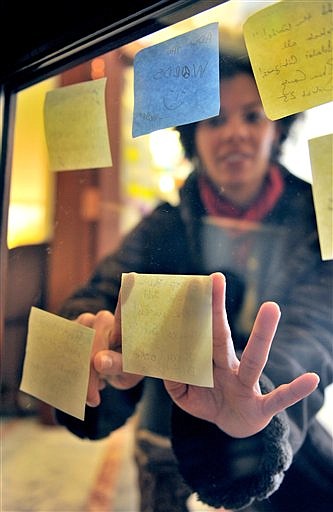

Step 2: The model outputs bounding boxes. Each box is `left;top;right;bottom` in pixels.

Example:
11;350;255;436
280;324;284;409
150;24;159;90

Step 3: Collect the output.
175;52;303;162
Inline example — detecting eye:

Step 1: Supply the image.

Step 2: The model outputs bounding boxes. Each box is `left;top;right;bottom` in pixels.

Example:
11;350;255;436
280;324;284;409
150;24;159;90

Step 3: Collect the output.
206;115;226;128
244;110;265;124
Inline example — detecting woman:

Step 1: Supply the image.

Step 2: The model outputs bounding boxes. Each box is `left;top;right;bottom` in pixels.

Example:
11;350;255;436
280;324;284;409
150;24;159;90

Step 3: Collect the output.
56;52;333;511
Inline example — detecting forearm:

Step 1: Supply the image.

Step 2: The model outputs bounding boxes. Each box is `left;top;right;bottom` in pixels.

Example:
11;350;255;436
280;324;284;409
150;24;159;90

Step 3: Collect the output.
55;381;144;439
58;207;178;319
171;376;292;511
58;254;126;319
170;282;332;511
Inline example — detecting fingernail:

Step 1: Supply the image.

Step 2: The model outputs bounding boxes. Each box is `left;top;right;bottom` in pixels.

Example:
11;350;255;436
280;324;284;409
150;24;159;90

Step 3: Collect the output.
100;355;113;371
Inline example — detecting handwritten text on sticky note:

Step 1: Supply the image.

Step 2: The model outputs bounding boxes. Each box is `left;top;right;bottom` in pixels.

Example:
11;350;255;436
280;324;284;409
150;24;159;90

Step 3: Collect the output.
121;273;213;387
243;2;333;120
20;307;95;420
44;77;112;171
308;133;333;260
132;23;220;137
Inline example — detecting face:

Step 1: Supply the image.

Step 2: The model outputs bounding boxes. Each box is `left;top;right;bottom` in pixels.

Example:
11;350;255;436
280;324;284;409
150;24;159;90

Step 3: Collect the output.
195;73;279;207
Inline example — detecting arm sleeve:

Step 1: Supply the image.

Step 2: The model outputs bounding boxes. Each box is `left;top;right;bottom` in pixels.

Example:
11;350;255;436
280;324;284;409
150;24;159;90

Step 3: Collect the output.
55;204;185;437
58;204;185;319
55;382;144;439
264;234;333;452
171;376;292;510
171;235;333;510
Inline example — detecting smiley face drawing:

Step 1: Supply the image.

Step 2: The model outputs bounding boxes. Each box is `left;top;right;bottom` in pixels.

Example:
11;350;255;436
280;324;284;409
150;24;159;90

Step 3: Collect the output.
162;88;187;110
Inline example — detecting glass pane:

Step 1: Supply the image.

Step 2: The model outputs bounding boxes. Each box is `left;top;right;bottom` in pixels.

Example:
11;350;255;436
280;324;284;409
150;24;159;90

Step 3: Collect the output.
2;2;332;511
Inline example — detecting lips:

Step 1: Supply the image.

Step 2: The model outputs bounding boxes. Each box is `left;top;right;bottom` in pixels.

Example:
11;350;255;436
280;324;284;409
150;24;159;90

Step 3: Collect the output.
218;151;250;164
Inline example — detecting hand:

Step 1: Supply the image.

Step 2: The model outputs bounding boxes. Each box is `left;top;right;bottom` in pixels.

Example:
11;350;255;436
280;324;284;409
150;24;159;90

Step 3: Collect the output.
75;296;143;407
164;272;320;438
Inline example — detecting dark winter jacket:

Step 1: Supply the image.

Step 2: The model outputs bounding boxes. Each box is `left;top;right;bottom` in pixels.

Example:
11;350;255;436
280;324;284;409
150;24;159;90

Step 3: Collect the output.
56;166;333;511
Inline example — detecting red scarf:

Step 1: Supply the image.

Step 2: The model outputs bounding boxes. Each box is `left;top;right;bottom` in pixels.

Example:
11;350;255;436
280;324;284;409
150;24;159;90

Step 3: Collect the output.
198;165;284;221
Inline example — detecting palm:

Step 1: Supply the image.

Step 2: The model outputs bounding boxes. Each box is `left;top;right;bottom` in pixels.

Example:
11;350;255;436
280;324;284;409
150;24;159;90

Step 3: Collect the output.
164;273;319;438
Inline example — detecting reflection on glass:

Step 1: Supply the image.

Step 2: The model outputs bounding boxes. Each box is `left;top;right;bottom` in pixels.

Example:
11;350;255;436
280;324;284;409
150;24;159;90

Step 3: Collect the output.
2;2;332;512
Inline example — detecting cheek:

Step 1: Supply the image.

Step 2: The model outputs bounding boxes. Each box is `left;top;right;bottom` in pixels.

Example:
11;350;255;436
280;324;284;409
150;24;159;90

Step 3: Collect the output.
257;128;277;159
195;130;217;162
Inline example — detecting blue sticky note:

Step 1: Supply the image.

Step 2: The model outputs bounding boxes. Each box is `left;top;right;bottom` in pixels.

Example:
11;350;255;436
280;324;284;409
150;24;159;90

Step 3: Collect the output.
132;22;220;137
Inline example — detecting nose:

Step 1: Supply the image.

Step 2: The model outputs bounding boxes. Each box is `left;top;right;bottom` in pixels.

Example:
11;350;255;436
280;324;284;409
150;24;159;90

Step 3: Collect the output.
219;115;248;141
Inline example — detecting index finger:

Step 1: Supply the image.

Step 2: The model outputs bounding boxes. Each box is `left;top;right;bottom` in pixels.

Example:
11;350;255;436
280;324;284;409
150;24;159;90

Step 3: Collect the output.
238;301;281;388
212;272;238;368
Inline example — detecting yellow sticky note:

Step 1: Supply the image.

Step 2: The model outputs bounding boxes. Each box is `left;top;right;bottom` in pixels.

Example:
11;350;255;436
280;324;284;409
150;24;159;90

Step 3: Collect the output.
44;77;112;171
243;1;333;119
121;273;213;387
308;134;333;261
20;307;95;420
